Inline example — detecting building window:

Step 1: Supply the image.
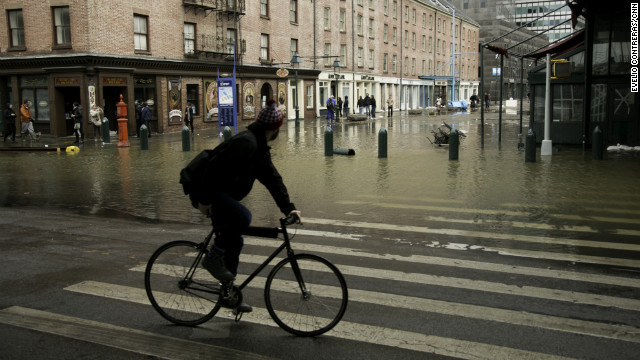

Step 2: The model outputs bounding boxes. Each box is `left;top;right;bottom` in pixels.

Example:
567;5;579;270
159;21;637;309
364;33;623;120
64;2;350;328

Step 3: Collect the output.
384;24;388;43
8;9;25;48
340;9;346;32
437;39;440;54
290;0;297;23
392;55;397;73
412;58;415;75
324;43;331;66
358;47;363;67
261;0;269;17
53;6;71;45
134;15;148;51
369;0;374;9
393;1;397;19
404;30;408;48
429;60;432;74
429;14;432;29
369;49;374;68
404;57;408;74
369;18;374;38
393;27;397;45
422;13;426;28
341;44;347;67
261;34;269;60
383;53;388;72
480;0;485;8
404;6;408;22
463;0;469;9
412;8;416;24
227;28;236;54
412;32;416;49
357;14;363;35
422;35;426;51
184;23;195;54
187;84;199;115
324;8;330;30
384;0;388;15
422;60;426;74
290;38;298;58
429;36;432;52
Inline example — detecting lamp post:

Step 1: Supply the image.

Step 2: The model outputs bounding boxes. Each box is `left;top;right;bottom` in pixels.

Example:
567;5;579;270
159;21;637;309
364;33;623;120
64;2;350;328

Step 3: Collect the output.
332;57;342;121
290;52;301;127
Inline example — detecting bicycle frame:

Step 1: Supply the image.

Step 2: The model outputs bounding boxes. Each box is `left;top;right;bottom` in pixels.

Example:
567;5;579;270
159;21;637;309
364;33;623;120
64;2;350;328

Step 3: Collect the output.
194;217;307;294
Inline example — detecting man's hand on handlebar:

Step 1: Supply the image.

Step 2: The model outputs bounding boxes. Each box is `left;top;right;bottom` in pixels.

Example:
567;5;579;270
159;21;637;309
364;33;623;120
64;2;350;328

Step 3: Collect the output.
288;210;302;225
198;202;212;217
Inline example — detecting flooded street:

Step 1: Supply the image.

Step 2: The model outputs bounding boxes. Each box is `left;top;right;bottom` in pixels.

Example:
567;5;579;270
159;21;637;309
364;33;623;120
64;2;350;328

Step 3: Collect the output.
2;112;639;228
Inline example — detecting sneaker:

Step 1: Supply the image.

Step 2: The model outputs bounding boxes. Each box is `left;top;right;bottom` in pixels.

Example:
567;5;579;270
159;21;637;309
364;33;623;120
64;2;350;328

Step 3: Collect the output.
201;254;235;282
235;302;253;313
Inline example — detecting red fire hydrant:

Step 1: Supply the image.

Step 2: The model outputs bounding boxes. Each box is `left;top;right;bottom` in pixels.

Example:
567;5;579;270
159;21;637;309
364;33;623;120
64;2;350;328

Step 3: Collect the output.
116;94;130;148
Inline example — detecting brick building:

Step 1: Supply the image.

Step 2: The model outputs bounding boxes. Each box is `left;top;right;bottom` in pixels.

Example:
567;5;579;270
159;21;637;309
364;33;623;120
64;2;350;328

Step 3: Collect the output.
0;0;479;138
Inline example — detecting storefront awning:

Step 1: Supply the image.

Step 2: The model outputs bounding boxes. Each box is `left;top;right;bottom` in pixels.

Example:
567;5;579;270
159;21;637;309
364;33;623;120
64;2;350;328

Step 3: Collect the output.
527;29;585;60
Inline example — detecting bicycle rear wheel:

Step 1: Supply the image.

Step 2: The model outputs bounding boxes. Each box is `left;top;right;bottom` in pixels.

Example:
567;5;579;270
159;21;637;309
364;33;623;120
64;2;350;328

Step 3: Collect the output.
144;240;222;326
264;253;348;336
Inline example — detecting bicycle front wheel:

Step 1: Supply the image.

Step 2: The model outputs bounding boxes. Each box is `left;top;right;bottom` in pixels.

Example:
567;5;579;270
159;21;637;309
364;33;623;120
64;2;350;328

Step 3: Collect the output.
144;240;222;326
264;253;348;336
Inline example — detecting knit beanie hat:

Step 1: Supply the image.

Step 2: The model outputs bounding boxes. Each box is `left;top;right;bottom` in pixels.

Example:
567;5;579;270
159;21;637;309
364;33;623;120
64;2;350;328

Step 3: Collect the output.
255;99;283;130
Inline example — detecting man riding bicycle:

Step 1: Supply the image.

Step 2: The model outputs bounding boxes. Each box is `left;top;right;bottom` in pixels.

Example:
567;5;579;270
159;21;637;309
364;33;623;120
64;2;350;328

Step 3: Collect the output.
197;99;302;314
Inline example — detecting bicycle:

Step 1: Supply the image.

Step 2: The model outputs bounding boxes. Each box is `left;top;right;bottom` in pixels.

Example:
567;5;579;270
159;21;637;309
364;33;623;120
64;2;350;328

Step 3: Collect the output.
144;215;348;337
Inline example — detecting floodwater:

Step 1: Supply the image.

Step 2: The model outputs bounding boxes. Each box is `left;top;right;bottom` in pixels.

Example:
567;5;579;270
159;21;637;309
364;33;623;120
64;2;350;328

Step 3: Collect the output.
2;112;639;228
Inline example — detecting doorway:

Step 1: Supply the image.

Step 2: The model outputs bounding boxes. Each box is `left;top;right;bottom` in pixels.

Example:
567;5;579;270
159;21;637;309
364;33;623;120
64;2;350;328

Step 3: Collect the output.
54;87;80;136
260;83;273;108
102;86;127;132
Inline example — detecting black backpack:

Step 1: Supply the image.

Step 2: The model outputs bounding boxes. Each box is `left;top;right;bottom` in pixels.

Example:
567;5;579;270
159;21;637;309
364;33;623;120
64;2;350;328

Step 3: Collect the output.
327;100;334;111
179;149;215;208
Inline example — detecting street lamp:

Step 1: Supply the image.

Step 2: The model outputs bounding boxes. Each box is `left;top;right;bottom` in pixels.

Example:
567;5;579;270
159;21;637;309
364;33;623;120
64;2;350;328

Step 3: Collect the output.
332;57;342;121
290;52;301;127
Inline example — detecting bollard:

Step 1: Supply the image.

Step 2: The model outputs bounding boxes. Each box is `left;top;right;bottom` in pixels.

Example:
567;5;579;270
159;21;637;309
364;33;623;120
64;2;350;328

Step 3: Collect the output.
101;117;110;143
449;126;459;161
140;125;149;150
525;129;536;163
334;148;355;156
182;125;190;152
324;126;333;156
223;126;232;141
378;127;388;158
592;126;603;160
116;94;130;148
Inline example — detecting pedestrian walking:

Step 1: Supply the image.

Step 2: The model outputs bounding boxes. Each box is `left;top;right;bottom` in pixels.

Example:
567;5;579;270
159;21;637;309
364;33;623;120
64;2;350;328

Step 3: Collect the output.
3;103;17;143
371;95;377;118
358;96;365;115
364;94;371;119
135;99;143;137
20;100;38;141
71;101;84;144
89;104;103;140
326;96;336;124
485;93;490;109
386;95;394;117
343;96;349;116
141;101;152;137
436;97;442;115
336;97;343;119
184;102;195;134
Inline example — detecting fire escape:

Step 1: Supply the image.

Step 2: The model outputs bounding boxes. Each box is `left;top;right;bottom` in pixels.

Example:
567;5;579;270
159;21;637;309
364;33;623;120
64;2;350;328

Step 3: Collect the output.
182;0;246;62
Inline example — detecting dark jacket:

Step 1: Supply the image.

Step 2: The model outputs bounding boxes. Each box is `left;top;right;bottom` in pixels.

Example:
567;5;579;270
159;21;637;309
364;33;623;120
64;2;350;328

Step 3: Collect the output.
141;105;152;122
364;96;371;106
73;105;83;124
4;107;16;124
201;123;295;215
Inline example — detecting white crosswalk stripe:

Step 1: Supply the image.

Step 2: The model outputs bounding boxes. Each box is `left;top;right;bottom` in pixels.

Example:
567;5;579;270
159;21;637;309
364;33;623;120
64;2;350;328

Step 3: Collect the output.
35;199;640;359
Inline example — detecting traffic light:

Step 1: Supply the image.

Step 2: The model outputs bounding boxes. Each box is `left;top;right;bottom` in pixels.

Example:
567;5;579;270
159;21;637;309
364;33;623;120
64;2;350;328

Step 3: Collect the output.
551;60;572;79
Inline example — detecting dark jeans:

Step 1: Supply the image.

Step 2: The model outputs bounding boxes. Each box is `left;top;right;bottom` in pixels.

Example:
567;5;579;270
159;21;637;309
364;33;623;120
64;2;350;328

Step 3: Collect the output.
208;192;252;276
4;123;16;141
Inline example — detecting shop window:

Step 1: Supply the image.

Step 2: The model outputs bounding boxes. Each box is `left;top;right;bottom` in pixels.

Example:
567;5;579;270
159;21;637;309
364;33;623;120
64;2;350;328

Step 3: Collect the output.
306;85;313;108
20;77;49;122
8;9;25;48
53;7;71;46
187;84;199;115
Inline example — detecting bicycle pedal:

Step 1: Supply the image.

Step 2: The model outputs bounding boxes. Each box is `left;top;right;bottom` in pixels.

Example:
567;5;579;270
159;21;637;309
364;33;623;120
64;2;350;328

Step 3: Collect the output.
233;310;243;322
